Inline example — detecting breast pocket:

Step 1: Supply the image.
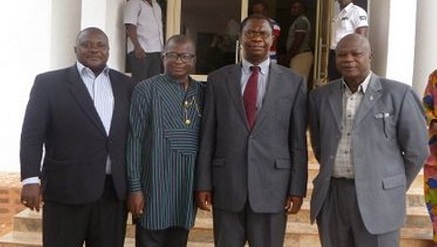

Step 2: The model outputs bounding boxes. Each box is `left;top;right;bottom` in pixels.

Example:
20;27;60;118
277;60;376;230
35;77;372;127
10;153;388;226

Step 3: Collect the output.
374;112;394;139
340;18;354;32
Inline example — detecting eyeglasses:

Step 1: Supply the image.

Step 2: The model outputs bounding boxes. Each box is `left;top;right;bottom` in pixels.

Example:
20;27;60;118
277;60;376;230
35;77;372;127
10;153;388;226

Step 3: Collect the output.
162;52;195;63
244;31;271;39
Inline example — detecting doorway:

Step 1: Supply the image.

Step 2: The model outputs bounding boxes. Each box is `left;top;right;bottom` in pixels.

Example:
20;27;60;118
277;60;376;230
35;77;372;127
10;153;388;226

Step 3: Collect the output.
164;0;368;85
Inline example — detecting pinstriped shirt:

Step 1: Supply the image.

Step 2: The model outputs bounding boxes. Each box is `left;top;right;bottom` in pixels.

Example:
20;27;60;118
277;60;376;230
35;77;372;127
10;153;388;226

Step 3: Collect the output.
333;74;371;178
77;62;113;174
127;74;205;230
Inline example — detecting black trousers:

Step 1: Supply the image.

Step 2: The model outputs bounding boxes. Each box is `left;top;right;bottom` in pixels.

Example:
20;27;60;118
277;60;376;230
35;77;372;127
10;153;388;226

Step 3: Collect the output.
127;52;163;83
42;176;127;247
135;225;189;247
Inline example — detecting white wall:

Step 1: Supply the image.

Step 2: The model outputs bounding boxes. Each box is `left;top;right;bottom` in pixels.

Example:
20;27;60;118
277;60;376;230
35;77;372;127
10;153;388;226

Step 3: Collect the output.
0;1;52;172
385;0;417;85
368;0;389;76
0;0;126;172
81;0;126;71
412;0;437;95
50;0;81;68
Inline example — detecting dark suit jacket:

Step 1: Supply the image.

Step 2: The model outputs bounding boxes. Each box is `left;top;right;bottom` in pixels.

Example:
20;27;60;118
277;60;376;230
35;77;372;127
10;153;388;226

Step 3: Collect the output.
309;74;429;234
20;65;133;204
195;63;308;213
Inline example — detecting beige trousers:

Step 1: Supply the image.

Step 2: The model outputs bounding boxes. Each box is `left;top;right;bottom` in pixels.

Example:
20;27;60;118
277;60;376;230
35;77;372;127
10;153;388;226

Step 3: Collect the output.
289;51;314;80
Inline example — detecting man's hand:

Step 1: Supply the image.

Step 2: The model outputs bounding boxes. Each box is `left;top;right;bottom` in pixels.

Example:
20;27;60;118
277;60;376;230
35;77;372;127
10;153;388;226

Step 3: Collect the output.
285;196;303;214
127;191;145;219
195;191;212;211
21;184;42;212
133;46;146;60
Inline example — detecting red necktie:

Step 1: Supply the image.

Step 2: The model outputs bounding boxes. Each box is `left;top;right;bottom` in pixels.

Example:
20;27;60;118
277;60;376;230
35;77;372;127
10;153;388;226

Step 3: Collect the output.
243;66;259;129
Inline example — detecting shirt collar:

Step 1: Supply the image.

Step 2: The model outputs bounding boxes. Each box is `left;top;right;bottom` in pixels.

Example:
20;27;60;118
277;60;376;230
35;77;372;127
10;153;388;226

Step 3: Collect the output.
342;3;354;13
342;72;372;93
163;73;195;87
76;61;110;77
241;58;270;75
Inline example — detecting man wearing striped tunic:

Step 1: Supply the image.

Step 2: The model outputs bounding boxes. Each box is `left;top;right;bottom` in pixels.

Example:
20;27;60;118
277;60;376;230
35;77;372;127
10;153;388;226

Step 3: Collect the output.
127;35;205;246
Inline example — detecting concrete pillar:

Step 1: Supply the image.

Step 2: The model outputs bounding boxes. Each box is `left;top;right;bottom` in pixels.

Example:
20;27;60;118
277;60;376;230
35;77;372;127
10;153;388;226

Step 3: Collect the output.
81;0;127;71
50;0;81;68
412;0;437;95
368;0;389;77
385;0;417;86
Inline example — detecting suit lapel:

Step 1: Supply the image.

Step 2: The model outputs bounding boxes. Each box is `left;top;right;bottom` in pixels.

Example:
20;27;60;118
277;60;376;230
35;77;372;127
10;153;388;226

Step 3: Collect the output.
254;64;280;128
225;65;248;128
327;80;344;131
354;74;382;126
67;66;107;135
108;71;125;137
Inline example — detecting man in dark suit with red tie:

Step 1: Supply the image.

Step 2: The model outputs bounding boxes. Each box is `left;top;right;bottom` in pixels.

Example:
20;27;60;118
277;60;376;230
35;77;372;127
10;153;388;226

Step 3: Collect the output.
195;14;308;247
20;27;133;247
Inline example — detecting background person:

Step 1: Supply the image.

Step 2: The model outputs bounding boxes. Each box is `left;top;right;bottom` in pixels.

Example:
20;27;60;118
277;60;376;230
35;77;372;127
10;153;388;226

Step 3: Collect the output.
251;1;281;64
285;0;313;80
328;0;368;81
423;69;437;245
124;0;164;82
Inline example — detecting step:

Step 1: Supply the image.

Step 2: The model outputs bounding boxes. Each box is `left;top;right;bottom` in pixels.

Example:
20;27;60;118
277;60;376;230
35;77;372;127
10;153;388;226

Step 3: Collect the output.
11;183;429;235
1;222;431;247
11;196;431;235
0;230;215;247
0;231;135;247
282;223;433;247
194;202;433;231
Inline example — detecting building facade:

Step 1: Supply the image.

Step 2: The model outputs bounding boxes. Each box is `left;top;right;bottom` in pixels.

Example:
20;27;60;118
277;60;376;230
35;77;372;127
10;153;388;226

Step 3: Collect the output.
0;0;436;171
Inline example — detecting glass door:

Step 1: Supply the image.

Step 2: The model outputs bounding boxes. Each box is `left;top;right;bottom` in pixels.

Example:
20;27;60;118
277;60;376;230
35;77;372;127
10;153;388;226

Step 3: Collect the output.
313;0;333;87
165;0;249;81
313;0;369;87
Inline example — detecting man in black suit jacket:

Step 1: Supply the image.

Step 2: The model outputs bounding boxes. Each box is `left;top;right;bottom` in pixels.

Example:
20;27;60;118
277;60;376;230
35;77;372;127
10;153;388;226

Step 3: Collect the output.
20;27;133;247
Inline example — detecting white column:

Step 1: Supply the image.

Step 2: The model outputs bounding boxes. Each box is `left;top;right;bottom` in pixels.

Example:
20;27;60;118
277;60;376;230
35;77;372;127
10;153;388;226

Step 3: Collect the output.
50;0;81;68
385;0;417;86
81;0;127;71
412;0;437;95
368;0;390;76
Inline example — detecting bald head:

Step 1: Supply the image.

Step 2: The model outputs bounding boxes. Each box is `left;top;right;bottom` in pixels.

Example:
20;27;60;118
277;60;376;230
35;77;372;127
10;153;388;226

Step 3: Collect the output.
337;33;371;54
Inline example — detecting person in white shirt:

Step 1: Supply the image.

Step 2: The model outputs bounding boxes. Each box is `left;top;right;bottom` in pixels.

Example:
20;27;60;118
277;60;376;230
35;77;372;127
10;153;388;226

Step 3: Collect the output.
124;0;164;82
328;0;368;81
